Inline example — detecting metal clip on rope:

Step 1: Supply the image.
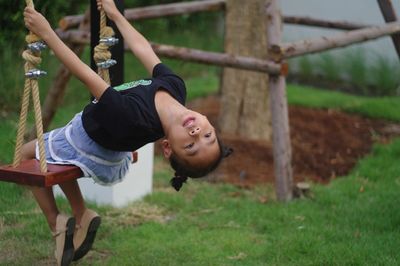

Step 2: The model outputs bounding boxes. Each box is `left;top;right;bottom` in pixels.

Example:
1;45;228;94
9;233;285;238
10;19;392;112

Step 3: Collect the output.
27;41;47;52
25;69;47;79
99;37;119;46
97;59;117;69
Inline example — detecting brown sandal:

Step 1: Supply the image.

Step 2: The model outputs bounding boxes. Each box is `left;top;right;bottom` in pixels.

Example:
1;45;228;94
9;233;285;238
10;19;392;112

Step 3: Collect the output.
73;209;101;261
52;214;75;266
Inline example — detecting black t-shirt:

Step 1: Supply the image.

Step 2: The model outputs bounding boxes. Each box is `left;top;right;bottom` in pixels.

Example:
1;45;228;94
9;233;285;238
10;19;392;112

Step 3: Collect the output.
82;63;186;151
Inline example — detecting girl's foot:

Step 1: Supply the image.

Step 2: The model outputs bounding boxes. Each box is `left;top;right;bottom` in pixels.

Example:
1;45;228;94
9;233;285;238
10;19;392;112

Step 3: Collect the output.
52;214;75;266
73;209;101;261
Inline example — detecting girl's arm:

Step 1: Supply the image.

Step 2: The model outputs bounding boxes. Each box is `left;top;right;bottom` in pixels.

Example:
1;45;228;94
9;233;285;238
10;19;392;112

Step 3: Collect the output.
24;7;108;100
98;0;161;75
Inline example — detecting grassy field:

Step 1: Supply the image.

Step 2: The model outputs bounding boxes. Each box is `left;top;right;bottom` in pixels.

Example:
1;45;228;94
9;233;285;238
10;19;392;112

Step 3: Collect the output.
1;77;400;264
1;140;400;265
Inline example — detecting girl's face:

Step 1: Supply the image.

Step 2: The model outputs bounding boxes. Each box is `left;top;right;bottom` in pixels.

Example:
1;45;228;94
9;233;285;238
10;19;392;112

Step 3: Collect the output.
162;110;220;167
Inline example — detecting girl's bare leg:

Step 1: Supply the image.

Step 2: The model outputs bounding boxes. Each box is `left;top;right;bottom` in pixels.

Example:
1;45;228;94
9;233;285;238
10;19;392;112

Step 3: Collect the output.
22;139;87;226
59;180;87;225
23;139;84;264
22;140;59;232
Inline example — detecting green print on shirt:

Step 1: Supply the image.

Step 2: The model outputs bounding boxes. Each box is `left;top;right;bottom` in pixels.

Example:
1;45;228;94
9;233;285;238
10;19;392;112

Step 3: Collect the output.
114;79;152;91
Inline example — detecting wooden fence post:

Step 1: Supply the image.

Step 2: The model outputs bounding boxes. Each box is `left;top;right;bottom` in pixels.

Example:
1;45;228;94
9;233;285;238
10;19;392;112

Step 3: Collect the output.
266;0;293;201
377;0;400;60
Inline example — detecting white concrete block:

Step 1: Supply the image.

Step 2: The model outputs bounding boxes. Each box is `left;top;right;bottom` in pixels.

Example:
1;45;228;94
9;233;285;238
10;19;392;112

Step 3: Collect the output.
54;143;154;207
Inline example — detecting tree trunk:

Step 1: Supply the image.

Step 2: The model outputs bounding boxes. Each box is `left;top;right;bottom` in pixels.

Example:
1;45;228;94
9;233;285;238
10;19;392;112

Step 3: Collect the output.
219;0;271;141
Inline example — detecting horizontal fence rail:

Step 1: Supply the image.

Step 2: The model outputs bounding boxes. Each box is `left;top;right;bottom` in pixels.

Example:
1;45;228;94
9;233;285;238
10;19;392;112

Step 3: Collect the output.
59;0;226;30
60;0;375;32
283;16;372;30
55;29;283;75
281;21;400;59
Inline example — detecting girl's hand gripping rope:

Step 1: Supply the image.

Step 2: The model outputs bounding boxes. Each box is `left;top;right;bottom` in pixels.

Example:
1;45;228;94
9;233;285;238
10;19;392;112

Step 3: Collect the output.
23;7;52;40
96;0;120;21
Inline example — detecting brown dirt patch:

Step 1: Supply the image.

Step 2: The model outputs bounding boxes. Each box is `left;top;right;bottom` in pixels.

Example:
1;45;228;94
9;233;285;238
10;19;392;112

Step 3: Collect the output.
180;95;400;187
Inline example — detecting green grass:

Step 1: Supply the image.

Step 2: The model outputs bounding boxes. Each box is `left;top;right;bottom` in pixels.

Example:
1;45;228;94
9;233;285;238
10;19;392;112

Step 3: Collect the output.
317;53;341;82
344;49;368;91
371;56;400;96
288;84;400;122
1;80;400;264
289;49;400;97
1;138;400;265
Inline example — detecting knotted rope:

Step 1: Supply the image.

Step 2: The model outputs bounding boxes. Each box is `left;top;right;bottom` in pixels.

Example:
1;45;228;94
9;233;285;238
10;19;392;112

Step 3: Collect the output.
13;4;115;173
13;0;47;172
93;10;115;85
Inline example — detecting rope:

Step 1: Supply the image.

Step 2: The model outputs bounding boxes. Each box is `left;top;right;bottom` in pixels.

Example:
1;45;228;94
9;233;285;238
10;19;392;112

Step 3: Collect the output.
13;3;114;174
93;10;114;85
13;0;47;172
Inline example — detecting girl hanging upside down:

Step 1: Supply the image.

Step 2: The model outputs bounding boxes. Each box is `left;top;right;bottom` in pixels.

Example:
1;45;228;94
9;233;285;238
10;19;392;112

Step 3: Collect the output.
23;0;232;265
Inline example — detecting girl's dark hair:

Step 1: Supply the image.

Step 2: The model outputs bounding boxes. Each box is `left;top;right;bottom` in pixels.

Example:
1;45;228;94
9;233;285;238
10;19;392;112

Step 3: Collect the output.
169;137;233;191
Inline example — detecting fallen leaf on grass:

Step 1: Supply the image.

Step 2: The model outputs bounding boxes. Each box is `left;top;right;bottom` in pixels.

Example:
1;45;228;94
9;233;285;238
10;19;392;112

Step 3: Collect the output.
258;196;268;203
227;191;242;198
228;252;247;260
225;220;240;228
295;215;305;221
105;202;171;226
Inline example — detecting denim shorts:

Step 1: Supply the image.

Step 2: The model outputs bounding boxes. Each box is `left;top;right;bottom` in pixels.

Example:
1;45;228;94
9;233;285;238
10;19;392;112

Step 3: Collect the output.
35;112;132;186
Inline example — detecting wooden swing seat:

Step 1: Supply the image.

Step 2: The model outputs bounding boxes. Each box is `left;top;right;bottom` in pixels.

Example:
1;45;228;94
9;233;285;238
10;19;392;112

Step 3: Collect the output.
0;152;138;187
0;160;83;187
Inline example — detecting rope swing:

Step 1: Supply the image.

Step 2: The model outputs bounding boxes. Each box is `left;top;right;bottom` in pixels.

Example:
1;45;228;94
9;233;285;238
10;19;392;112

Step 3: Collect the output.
13;0;48;173
0;1;122;187
94;9;118;85
13;2;118;173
